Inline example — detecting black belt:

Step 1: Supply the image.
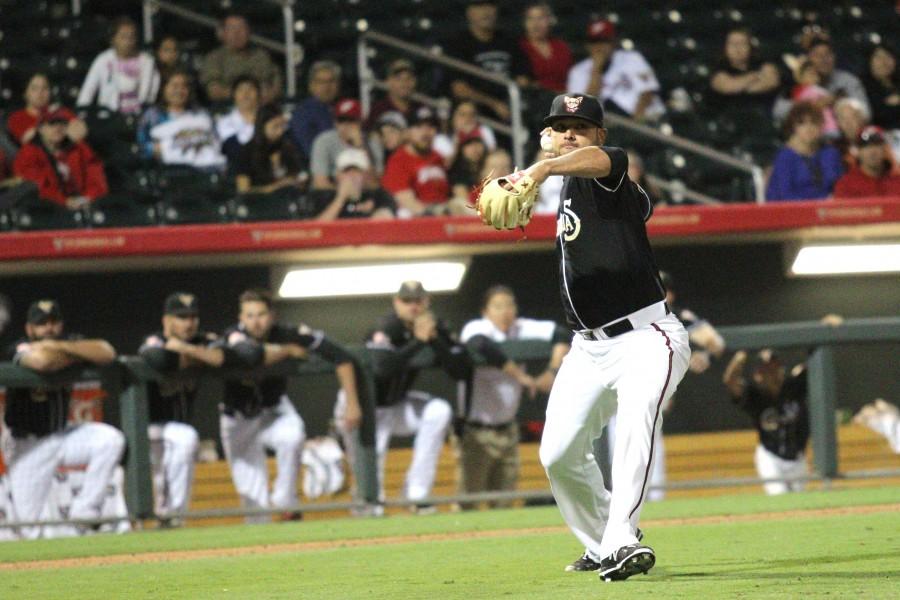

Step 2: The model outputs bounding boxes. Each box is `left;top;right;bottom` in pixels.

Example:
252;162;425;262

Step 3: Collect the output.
467;420;516;431
579;303;671;341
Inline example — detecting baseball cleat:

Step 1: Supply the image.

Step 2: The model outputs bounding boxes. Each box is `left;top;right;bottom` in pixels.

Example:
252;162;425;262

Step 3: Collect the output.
565;530;642;572
598;543;656;582
565;553;602;572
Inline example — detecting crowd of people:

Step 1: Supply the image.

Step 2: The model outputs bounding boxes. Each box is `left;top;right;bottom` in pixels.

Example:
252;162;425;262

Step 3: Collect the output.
0;3;898;223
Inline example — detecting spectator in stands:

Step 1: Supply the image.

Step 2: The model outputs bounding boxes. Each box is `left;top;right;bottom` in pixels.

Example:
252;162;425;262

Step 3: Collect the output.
833;126;900;198
445;0;530;122
310;99;378;190
481;147;512;182
518;2;572;93
288;61;341;163
833;97;871;164
788;59;839;137
13;108;108;209
308;148;396;220
854;399;900;454
862;44;900;131
234;103;303;195
805;38;870;116
216;76;261;165
200;12;281;104
0;149;37;211
709;28;780;115
626;148;663;206
433;100;497;166
566;18;665;122
765;102;843;201
364;59;423;131
447;133;488;210
382;106;451;216
370;111;407;174
154;35;189;85
7;73;88;146
77;17;159;115
137;69;226;171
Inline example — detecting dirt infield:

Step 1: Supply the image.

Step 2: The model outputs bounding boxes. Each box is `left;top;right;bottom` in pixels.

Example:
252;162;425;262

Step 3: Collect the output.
3;503;897;572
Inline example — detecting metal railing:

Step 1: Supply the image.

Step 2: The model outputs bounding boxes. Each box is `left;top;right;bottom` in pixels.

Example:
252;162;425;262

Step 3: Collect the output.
606;112;767;203
0;317;897;530
358;30;527;168
141;0;300;98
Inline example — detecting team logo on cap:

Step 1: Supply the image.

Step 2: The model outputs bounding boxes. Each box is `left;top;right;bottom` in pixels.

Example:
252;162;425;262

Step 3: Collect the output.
38;300;55;313
178;293;195;307
564;96;584;113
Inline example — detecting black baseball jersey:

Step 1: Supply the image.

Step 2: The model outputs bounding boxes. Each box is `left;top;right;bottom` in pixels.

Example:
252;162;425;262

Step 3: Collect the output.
221;322;352;417
138;331;218;424
556;147;666;329
367;313;471;407
732;369;810;460
3;334;83;438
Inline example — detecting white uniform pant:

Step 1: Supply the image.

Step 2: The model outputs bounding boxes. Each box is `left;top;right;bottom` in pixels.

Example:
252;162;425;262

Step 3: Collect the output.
607;410;670;501
540;315;689;559
149;421;199;517
1;422;125;540
336;390;451;502
754;444;808;495
220;396;305;522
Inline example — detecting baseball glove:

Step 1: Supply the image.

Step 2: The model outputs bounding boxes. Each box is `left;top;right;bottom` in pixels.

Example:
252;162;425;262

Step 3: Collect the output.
474;170;539;230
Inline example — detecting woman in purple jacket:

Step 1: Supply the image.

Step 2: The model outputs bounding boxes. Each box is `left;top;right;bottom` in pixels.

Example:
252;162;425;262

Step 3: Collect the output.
766;102;843;201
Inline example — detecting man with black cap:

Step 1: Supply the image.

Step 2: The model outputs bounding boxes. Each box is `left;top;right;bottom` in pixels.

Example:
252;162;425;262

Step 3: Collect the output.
834;126;900;198
382;106;450;216
138;292;224;525
723;349;810;496
2;300;123;539
219;288;362;522
364;59;423;131
491;93;691;581
336;281;471;511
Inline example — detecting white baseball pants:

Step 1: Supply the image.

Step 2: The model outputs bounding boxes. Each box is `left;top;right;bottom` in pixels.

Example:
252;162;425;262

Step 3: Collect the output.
606;413;669;501
220;395;305;522
336;390;451;502
540;315;689;559
754;444;808;495
149;421;199;517
1;422;125;539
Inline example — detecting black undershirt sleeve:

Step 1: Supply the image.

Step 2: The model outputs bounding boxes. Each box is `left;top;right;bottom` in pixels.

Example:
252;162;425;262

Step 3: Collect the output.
466;334;509;369
140;347;180;371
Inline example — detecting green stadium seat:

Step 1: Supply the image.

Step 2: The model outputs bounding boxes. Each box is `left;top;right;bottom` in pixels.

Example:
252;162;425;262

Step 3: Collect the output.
13;202;85;231
88;194;158;228
230;192;306;222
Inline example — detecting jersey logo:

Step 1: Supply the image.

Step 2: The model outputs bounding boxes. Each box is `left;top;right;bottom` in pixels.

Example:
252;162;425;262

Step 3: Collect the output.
556;198;581;241
564;96;584;112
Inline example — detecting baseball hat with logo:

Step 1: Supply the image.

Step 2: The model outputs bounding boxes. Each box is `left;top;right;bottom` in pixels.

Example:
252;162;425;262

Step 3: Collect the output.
334;98;362;121
376;110;408;130
41;108;70;125
335;148;371;172
387;58;415;77
164;292;199;317
397;280;427;301
543;93;605;128
858;125;886;146
586;19;616;43
27;299;63;324
410;105;439;127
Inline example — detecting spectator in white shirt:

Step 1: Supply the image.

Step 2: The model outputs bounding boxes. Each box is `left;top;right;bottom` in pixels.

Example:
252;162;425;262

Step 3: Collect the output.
216;76;261;165
77;17;159;115
566;19;665;122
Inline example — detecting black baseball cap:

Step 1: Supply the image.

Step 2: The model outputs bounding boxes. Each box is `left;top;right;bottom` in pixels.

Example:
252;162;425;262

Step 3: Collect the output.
543;93;605;128
27;299;62;324
397;280;427;301
858;125;886;146
164;292;199;317
410;106;439;127
387;58;415;77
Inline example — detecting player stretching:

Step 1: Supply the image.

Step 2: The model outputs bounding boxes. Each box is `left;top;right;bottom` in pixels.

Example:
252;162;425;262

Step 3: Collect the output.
474;94;690;581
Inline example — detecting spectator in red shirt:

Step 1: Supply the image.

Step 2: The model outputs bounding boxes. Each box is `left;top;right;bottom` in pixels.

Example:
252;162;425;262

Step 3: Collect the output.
518;2;572;92
363;59;423;131
833;126;900;198
381;106;450;216
6;73;88;146
13;109;108;209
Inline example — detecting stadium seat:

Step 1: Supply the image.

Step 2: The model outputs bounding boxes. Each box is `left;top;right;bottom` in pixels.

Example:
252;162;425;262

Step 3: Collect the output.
13;202;85;231
230;191;307;222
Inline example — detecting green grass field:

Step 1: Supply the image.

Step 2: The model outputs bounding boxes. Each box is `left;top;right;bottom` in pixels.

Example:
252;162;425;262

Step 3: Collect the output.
2;486;898;599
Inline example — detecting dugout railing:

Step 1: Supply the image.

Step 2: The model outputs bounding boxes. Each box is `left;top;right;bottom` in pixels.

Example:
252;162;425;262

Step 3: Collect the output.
0;316;898;530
